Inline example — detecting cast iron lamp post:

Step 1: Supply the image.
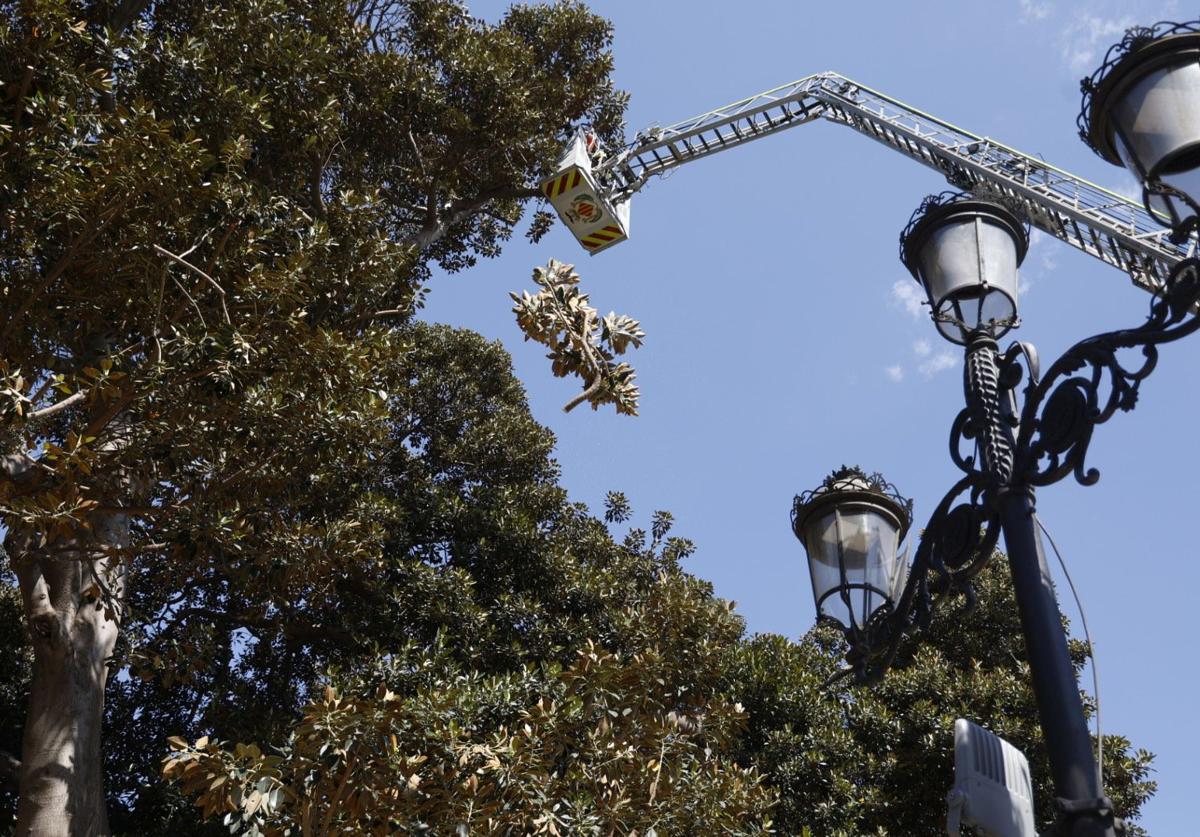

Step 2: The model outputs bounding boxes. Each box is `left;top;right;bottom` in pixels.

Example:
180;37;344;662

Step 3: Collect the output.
792;20;1200;837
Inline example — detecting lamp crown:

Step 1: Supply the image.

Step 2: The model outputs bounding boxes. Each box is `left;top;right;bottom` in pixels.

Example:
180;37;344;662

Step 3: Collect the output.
792;466;913;540
898;191;1029;274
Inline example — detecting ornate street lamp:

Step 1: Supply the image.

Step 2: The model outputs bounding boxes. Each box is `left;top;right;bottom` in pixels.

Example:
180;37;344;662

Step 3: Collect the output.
786;23;1200;836
1080;21;1200;237
899;192;1028;345
797;178;1200;834
791;467;912;649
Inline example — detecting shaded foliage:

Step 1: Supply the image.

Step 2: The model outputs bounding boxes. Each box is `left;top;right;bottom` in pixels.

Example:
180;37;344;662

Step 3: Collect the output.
0;576;30;831
727;557;1156;836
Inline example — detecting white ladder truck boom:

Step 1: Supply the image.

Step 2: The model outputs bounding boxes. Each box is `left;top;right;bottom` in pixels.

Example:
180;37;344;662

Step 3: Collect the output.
540;71;1195;295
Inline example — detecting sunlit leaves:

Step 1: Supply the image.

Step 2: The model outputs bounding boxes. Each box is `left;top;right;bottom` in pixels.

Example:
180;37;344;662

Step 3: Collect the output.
512;259;644;416
164;638;775;834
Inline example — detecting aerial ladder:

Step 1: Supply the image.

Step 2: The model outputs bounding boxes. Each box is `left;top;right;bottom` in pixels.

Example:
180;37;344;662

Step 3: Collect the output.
540;71;1195;296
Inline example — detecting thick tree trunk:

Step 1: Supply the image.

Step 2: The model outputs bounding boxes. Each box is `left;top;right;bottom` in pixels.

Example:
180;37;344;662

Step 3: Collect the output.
11;513;125;836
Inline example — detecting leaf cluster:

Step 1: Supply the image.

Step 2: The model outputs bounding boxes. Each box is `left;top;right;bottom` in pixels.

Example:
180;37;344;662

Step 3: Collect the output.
512;259;644;416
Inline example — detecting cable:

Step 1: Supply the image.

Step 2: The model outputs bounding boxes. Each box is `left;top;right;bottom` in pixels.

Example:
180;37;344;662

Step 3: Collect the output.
1034;513;1104;788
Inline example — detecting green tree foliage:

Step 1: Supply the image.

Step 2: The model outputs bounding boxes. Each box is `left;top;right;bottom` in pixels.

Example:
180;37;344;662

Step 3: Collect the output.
163;636;771;835
728;556;1156;836
0;574;30;821
163;523;1157;836
0;0;626;831
115;317;785;834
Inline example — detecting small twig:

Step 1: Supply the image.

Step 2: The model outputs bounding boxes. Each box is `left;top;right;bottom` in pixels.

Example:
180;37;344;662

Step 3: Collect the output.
204;221;238;277
350;308;410;327
10;65;33;136
154;244;231;325
167;272;206;329
408;130;428;178
26;376;55;409
309;152;327;219
647;737;667;804
320;751;358;834
152;266;167;364
84;558;125;625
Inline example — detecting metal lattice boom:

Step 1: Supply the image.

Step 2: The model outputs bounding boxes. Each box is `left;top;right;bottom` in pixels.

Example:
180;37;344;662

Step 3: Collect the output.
596;72;1194;294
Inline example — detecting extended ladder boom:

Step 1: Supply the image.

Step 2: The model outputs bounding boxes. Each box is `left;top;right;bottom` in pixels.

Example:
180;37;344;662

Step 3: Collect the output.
572;72;1194;294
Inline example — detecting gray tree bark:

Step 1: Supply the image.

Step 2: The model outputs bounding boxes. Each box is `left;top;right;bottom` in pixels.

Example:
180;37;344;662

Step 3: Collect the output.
7;451;127;835
12;525;124;836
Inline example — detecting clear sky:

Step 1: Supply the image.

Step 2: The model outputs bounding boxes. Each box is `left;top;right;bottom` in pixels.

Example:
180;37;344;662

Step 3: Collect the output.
425;1;1197;832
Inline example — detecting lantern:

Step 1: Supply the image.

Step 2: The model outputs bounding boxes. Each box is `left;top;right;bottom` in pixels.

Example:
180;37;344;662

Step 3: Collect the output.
792;467;913;634
1081;23;1200;231
900;194;1029;345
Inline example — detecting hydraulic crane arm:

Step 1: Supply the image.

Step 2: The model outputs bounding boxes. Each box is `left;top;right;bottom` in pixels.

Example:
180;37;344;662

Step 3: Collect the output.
547;71;1194;295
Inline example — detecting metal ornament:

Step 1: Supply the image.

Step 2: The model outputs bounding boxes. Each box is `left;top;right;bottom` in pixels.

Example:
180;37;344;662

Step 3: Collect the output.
829;255;1200;685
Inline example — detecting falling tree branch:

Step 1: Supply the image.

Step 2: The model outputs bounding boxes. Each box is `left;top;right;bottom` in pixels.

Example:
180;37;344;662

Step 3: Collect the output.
544;305;608;411
512;260;643;416
563;375;605;413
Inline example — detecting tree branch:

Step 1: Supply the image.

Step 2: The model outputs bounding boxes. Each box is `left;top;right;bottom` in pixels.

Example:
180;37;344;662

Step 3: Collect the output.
159;606;357;650
0;749;20;786
309;153;327;220
9;65;33;136
408;130;427;179
154;245;231;325
350;308;410;328
563;375;604;413
401;186;543;251
0;220;108;350
28;390;86;421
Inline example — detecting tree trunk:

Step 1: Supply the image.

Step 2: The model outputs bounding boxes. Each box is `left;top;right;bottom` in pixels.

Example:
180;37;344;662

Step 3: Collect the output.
11;511;125;836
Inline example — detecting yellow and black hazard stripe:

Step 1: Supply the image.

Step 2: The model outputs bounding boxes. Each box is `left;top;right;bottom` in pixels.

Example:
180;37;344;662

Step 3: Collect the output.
580;225;624;250
541;168;584;199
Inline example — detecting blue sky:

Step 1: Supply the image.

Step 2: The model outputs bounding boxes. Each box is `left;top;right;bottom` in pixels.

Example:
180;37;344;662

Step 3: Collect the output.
425;1;1197;832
